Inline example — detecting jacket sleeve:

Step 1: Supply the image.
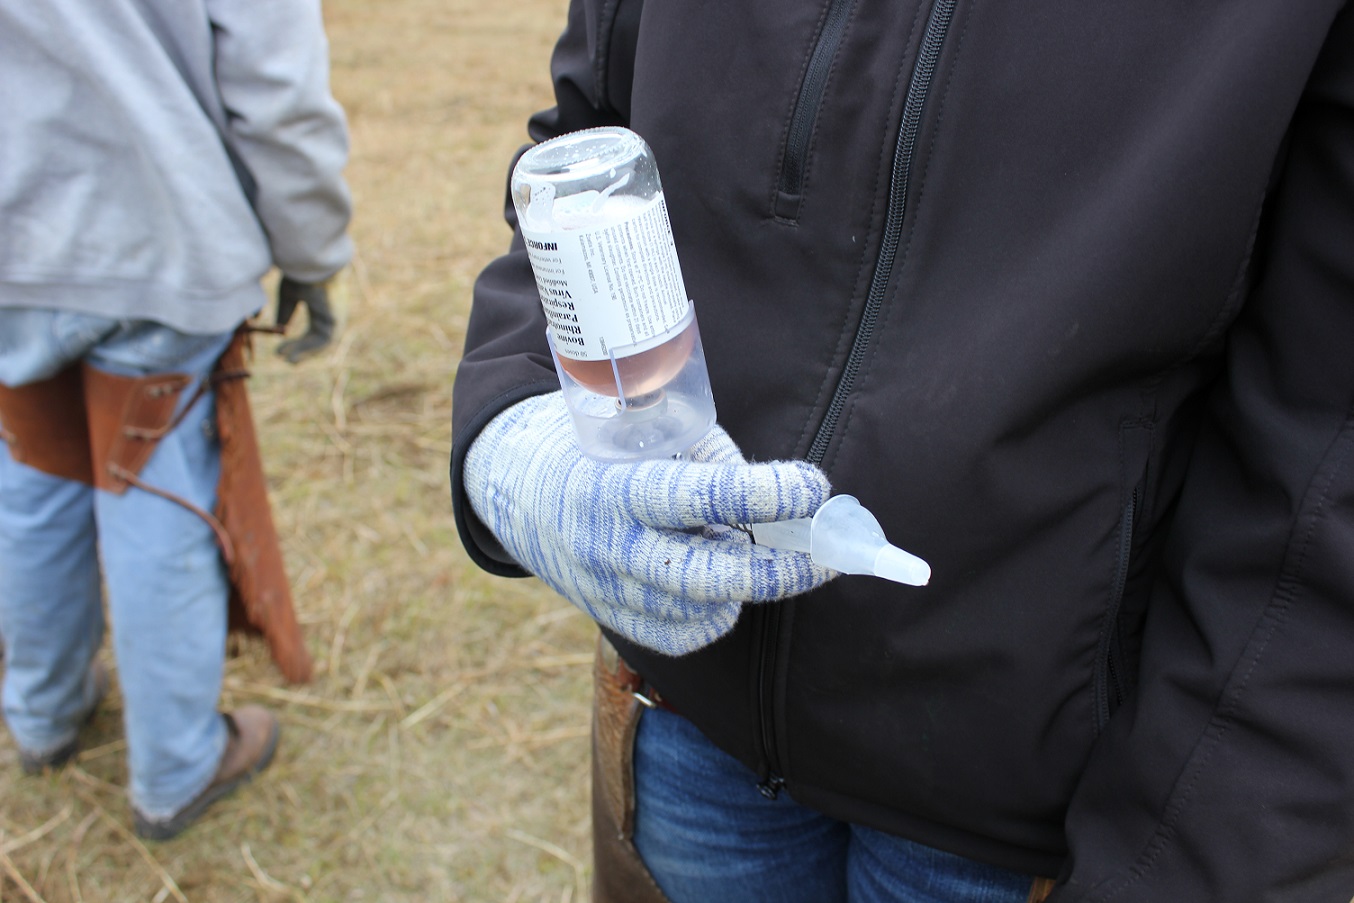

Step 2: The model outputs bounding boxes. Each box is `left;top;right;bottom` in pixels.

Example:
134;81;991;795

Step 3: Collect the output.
450;0;639;575
1057;8;1354;901
206;0;353;283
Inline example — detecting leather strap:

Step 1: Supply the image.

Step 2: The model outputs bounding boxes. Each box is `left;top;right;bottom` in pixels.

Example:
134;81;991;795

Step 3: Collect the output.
81;362;239;562
592;635;671;903
82;365;191;493
613;648;677;714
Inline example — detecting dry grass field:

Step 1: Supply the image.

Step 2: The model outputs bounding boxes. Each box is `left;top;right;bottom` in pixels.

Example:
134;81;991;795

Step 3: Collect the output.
0;0;595;899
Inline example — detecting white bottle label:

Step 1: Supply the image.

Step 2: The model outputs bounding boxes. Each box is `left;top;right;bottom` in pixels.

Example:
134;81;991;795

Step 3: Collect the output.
521;193;691;362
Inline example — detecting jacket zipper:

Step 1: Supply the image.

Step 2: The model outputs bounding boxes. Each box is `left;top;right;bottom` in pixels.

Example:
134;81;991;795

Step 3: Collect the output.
807;0;957;465
774;0;856;222
1095;487;1136;732
756;0;960;799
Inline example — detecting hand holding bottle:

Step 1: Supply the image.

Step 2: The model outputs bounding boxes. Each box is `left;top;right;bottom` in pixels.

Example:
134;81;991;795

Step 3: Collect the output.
462;392;834;655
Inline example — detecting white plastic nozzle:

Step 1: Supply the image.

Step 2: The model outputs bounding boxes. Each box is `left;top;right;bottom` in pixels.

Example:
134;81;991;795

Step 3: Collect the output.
748;495;931;586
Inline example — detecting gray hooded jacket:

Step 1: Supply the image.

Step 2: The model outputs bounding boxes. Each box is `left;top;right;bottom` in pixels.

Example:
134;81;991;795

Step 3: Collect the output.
0;0;353;333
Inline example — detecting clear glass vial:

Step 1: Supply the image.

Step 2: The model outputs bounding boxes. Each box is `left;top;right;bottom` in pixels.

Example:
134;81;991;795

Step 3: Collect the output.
511;126;717;461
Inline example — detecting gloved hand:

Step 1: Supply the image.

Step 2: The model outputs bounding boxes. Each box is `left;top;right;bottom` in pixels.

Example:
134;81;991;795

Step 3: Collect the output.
274;276;336;363
463;392;835;655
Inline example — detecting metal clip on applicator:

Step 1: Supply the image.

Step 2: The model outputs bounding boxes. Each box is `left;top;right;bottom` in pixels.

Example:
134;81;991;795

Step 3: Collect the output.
748;495;931;586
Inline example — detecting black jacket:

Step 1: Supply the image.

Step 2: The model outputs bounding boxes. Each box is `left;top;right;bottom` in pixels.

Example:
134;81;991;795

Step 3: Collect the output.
452;1;1354;898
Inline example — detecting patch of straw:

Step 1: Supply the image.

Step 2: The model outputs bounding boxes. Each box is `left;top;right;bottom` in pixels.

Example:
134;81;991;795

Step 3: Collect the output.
0;845;49;903
70;783;187;903
241;842;302;901
0;806;71;855
505;828;586;902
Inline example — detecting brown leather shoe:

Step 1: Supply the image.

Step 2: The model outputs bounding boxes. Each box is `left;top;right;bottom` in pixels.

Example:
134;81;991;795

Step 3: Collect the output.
19;661;109;775
132;705;279;841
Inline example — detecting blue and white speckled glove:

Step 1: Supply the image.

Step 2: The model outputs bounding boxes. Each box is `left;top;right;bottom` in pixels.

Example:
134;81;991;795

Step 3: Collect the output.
463;392;834;655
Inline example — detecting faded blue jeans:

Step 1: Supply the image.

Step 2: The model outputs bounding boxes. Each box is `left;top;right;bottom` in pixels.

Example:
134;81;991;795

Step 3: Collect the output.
0;309;234;819
633;707;1036;903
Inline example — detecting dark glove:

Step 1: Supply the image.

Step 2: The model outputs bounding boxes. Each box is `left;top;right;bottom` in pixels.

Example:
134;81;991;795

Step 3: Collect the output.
275;277;336;364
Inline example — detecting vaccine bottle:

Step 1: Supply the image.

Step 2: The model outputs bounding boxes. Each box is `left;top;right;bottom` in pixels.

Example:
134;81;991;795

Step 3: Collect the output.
510;127;717;461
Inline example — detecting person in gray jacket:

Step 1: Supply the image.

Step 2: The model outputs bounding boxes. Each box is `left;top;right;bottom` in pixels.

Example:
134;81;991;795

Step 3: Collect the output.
0;0;352;839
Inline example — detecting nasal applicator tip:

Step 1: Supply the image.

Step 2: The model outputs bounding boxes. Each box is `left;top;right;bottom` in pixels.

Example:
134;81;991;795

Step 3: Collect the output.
873;546;931;587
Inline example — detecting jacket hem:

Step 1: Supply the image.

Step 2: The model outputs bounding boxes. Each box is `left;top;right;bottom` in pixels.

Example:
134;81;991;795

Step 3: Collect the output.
0;280;267;336
790;781;1067;879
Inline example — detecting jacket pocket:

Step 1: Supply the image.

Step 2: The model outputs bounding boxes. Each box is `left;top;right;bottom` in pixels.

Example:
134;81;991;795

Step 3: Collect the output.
773;0;857;222
1094;420;1154;734
595;0;644;122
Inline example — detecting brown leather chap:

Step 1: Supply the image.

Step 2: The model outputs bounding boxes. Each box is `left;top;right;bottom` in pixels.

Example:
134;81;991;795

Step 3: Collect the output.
214;328;313;684
82;367;192;492
0;365;95;483
0;332;312;684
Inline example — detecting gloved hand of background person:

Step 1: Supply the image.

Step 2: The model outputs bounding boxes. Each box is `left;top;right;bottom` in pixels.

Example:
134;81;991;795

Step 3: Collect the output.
274;276;336;363
463;392;835;655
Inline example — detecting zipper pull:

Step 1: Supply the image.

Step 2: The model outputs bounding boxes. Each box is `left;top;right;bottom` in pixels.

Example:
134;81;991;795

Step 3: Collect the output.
756;774;786;800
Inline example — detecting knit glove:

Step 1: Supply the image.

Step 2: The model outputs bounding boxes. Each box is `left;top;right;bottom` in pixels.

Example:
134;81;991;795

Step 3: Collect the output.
463;392;835;655
275;277;336;363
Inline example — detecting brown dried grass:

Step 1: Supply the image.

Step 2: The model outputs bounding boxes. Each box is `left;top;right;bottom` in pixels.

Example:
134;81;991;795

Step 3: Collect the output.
0;0;595;899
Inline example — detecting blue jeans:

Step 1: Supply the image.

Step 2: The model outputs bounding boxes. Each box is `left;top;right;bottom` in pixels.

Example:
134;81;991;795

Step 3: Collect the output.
633;708;1035;903
0;309;234;818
